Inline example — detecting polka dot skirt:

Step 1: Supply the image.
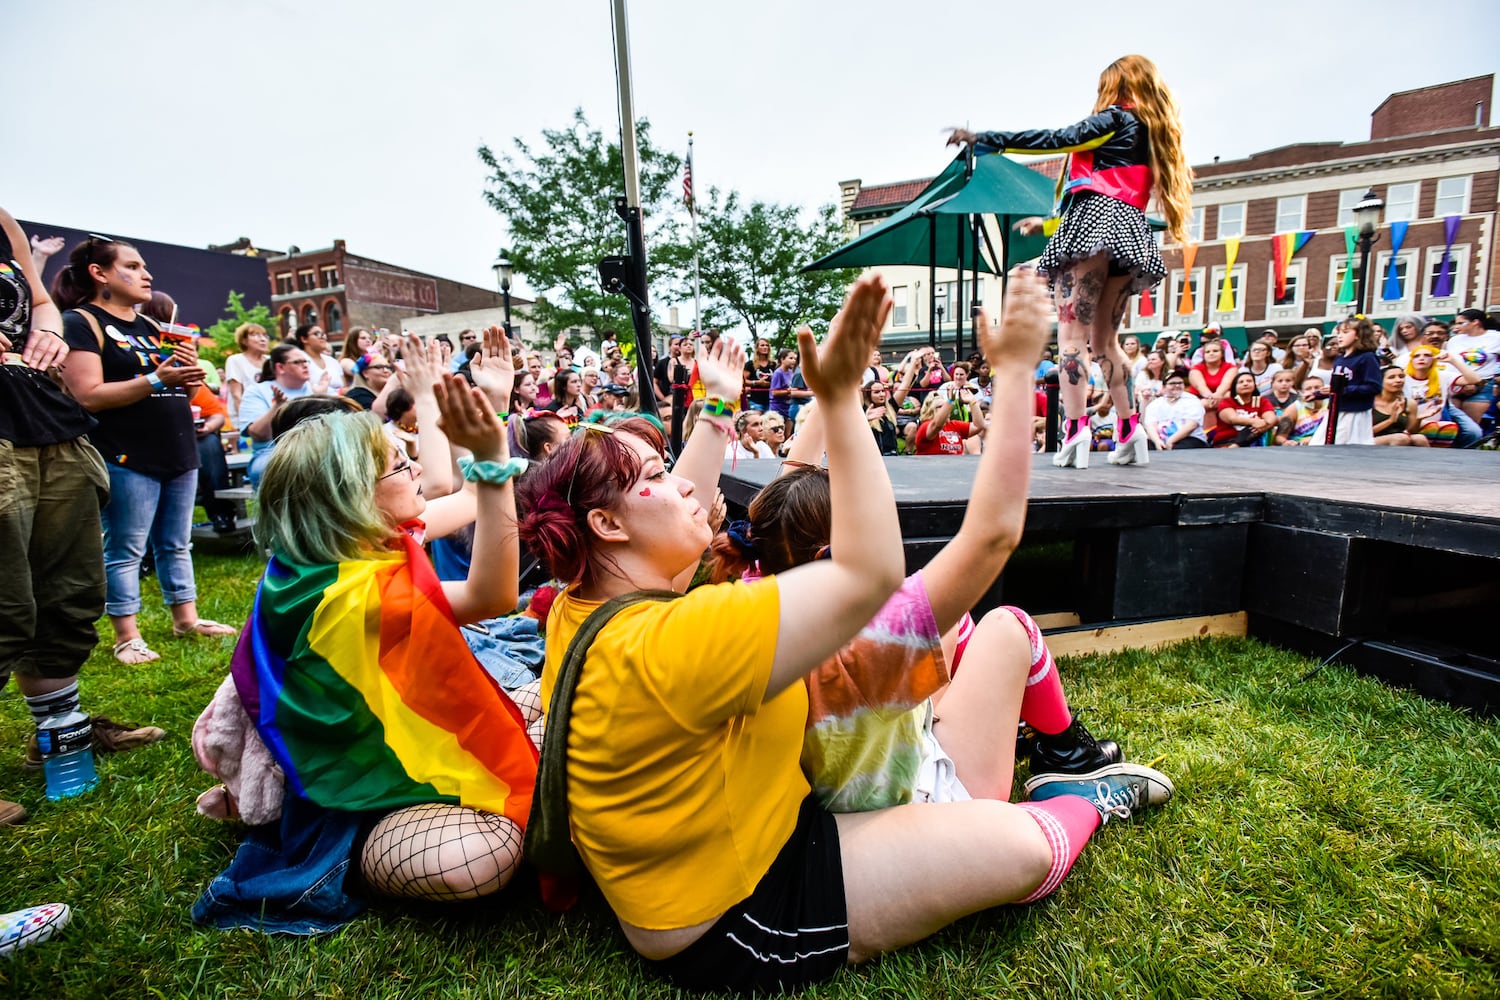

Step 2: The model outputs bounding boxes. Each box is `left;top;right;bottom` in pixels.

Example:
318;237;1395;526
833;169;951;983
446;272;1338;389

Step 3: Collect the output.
1038;192;1167;296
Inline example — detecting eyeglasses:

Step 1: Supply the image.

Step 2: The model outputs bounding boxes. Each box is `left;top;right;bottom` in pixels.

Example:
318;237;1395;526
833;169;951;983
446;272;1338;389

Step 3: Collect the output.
378;461;416;482
366;364;393;372
284;359;311;366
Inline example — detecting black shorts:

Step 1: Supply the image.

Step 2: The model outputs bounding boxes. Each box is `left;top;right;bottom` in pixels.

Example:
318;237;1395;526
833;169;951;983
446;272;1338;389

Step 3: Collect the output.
646;796;848;994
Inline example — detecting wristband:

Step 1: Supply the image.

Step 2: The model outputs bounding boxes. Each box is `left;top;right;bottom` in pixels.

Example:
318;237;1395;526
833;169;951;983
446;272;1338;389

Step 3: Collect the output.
146;372;166;391
458;455;528;485
702;395;738;418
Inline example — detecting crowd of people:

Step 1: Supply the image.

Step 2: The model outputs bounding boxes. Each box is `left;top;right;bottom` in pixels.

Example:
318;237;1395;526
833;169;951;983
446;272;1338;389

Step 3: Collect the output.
2;48;1496;980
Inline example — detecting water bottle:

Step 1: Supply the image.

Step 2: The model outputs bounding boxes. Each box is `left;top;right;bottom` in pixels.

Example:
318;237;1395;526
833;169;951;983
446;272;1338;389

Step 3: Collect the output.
36;711;98;801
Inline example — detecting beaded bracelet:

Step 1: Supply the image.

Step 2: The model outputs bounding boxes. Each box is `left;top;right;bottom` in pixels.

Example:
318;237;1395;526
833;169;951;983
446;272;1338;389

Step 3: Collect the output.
702;395;738;418
458;455;529;485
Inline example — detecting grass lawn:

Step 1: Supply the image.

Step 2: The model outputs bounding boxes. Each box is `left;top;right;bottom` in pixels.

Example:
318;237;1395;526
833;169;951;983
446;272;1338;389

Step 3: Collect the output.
2;549;1497;999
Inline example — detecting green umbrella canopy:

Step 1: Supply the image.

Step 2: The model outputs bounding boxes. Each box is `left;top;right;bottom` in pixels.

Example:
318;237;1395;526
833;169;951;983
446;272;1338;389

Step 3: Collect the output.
804;152;1058;274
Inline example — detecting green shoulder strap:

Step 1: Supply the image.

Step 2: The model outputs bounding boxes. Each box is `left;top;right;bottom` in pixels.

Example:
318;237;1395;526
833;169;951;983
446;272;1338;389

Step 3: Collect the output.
523;588;681;880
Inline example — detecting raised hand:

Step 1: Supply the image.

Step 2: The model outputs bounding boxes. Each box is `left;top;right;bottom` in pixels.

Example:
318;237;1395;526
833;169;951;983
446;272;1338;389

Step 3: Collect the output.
800;274;893;400
694;335;746;401
945;127;977;149
980;267;1051;367
433;373;504;462
1013;217;1046;237
468;325;515;410
400;332;443;396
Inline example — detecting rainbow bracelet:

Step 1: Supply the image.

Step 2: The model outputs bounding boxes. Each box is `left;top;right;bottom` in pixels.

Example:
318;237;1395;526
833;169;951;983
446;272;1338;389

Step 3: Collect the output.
703;395;738;417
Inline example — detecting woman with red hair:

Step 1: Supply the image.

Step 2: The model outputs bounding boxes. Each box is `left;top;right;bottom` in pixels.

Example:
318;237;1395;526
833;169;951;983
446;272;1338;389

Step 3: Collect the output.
519;275;1169;994
948;54;1192;469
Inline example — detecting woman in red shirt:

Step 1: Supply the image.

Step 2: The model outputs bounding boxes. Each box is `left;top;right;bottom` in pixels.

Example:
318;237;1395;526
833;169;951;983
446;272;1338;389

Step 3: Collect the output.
1211;371;1275;446
914;387;986;455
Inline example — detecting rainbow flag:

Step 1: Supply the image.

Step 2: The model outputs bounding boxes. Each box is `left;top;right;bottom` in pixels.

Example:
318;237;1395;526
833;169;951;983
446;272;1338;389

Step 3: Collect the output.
1271;231;1314;302
230;533;537;825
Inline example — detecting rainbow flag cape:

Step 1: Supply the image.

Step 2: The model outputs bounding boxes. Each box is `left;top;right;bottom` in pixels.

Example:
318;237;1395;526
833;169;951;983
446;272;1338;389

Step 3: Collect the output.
230;533;537;827
801;575;948;812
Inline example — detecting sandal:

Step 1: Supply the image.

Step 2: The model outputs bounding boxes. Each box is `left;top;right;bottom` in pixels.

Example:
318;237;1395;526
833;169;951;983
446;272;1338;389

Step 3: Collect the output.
172;619;238;638
113;638;161;665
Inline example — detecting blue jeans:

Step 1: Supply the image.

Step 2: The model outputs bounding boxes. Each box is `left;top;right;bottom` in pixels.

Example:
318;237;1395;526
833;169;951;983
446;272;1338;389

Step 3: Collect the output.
1447;405;1483;448
101;465;198;616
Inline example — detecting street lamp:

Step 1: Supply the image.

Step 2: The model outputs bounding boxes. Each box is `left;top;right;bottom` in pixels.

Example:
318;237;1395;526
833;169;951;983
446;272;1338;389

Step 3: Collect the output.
1352;189;1384;316
935;303;945;354
492;251;514;337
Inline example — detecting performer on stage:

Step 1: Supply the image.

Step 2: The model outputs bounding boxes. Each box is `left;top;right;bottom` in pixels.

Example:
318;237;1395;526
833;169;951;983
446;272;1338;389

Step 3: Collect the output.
948;54;1192;469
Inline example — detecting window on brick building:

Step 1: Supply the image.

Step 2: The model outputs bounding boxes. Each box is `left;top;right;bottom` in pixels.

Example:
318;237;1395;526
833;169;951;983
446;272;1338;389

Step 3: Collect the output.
892;285;909;327
278;307;293;336
1186;206;1204;243
1336;189;1364;228
1369;251;1420;313
1215;203;1244;240
275;272;294;296
1269;260;1304;310
325;302;344;333
1274;196;1305;233
1209;264;1247;323
1168;268;1205;323
320;265;339;287
1424;244;1468;308
301;304;318;327
1327;256;1363;310
297;269;316;292
1434;177;1469;217
1385;183;1418;223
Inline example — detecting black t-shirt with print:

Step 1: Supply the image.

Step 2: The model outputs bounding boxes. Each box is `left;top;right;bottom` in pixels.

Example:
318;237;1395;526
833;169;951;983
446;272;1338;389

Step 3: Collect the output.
744;359;776;409
0;228;96;448
62;303;198;476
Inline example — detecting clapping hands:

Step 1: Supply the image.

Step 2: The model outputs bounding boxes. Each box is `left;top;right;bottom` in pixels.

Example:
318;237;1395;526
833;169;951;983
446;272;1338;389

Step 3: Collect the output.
801;274;893;400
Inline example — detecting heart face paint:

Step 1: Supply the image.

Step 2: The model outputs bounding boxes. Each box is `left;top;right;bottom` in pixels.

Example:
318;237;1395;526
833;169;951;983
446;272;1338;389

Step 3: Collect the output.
638;488;651;497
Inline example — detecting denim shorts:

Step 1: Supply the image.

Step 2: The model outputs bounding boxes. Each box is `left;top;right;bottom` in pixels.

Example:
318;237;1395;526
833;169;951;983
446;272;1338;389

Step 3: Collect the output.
646;796;848;994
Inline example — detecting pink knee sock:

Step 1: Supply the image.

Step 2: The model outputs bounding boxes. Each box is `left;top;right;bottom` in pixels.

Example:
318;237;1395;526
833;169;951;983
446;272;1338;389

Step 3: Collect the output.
1062;416;1089;442
1016;796;1101;902
1000;606;1072;735
1118;412;1139;441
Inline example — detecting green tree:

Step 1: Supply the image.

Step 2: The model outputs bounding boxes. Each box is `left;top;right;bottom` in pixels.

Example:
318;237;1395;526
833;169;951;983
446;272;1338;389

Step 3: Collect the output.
201;291;277;367
687;189;855;349
479;109;688;345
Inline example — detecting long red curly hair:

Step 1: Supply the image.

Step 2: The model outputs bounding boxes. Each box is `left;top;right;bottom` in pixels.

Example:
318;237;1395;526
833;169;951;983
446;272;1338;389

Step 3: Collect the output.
1094;54;1192;244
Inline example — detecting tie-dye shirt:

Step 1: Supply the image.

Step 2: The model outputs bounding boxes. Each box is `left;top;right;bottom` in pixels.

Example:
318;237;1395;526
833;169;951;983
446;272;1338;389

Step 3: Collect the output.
801;573;949;812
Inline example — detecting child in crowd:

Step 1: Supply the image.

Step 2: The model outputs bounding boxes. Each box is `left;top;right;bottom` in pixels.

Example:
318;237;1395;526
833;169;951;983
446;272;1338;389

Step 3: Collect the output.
1312;316;1382;446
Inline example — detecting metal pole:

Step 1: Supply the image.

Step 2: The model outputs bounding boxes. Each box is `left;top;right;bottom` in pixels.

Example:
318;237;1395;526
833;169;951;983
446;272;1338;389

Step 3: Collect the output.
502;288;512;338
609;0;661;432
954;213;964;363
928;214;937;350
970;213;980;355
689;132;702;333
1356;233;1372;316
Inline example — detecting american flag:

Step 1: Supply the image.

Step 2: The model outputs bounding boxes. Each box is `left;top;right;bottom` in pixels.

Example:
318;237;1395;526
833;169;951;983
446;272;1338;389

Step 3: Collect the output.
682;146;694;214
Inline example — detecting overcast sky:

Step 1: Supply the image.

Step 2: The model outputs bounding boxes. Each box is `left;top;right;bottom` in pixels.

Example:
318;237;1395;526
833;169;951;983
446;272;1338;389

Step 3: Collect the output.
7;0;1497;317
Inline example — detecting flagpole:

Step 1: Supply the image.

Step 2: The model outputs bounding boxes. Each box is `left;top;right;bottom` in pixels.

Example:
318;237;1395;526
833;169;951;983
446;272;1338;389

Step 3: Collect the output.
608;0;659;438
689;131;702;334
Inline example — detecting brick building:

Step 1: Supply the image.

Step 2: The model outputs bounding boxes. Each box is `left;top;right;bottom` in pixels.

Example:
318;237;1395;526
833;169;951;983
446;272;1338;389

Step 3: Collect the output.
837;75;1498;353
265;240;520;342
1127;75;1498;346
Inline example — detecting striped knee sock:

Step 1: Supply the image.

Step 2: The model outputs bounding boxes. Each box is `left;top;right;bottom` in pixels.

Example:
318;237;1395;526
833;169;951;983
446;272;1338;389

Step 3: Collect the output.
25;682;80;727
1016;796;1101;903
999;606;1072;735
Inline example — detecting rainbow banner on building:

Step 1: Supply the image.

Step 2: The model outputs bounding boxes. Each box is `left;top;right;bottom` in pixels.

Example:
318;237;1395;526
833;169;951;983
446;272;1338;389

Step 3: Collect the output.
1217;238;1241;312
1336;228;1358;303
230;534;537;825
1177;242;1199;315
1271;231;1315;302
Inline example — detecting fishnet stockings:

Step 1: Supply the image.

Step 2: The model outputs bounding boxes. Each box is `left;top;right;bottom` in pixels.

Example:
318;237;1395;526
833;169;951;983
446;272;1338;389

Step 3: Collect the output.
359;803;522;901
509;678;545;751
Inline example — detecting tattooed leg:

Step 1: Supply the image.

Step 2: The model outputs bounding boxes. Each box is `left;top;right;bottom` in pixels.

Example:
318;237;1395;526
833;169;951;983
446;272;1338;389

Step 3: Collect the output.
1092;273;1138;419
1054;257;1108;424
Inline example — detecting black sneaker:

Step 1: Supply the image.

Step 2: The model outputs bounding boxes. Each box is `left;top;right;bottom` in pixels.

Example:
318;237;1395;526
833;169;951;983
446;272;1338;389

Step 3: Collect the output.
1028;715;1123;778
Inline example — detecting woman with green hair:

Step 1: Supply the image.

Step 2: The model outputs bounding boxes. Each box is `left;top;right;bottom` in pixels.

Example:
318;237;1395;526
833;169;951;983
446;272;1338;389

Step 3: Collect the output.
195;346;543;933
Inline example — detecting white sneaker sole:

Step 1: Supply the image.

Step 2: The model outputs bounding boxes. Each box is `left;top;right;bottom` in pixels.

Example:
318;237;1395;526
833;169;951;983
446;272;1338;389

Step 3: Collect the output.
1024;762;1175;806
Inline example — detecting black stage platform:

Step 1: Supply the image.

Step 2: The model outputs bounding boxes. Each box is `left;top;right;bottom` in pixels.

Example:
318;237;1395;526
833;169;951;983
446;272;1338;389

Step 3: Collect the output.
721;449;1500;714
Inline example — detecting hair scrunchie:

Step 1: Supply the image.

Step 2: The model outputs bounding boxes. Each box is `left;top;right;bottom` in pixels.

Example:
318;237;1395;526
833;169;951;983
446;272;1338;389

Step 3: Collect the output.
726;519;757;557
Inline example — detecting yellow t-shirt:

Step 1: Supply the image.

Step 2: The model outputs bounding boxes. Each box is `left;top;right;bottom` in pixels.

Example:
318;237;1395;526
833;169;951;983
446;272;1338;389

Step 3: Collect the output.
541;577;808;929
